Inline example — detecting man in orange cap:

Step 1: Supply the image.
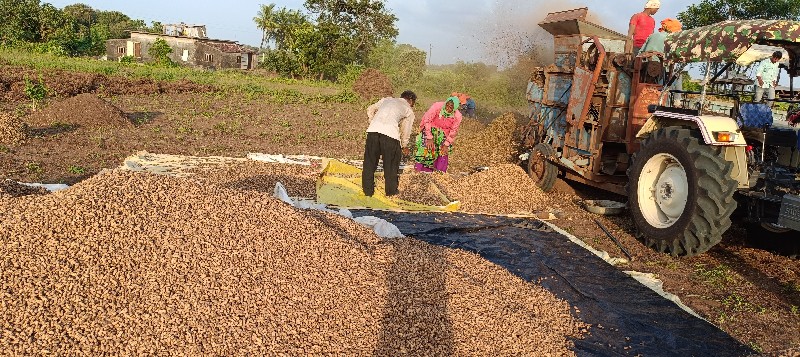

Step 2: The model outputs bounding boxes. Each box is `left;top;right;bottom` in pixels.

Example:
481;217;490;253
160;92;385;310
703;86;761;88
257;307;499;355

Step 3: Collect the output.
638;18;684;104
451;92;467;106
638;18;682;57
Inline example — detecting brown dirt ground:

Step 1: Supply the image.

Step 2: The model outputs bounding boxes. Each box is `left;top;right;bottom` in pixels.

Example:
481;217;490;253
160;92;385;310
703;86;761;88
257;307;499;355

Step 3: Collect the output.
0;65;214;102
0;66;798;353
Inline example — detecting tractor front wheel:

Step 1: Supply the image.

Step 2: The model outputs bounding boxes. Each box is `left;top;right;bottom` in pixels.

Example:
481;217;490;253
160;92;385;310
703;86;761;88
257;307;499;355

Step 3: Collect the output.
527;143;558;192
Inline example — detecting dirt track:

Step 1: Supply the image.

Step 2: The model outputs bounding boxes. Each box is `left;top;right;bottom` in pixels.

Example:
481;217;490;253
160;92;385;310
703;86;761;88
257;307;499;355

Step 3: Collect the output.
0;68;798;353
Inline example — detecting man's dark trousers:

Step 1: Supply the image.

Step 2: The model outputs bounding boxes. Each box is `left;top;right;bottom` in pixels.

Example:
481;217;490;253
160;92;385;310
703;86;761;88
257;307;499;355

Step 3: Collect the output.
362;132;401;196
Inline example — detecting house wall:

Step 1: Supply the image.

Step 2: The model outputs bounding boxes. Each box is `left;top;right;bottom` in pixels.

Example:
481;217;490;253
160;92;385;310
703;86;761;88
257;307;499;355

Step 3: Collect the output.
194;42;243;70
106;39;128;60
104;33;251;69
130;33;198;66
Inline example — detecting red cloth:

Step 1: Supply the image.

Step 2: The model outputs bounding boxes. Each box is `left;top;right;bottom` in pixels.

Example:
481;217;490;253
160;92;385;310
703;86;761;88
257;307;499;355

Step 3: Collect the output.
630;13;655;47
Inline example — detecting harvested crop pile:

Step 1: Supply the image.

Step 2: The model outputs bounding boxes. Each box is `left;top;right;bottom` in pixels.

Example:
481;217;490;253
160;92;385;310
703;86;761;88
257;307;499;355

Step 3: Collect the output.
189;161;319;197
352;68;393;101
397;172;454;207
0;180;47;198
27;93;129;128
397;165;554;215
0;112;29;145
449;113;521;173
448;164;554;214
0;170;586;355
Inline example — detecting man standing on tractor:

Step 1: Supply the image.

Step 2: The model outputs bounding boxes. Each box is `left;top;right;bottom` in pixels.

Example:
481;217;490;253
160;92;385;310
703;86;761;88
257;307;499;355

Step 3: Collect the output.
627;0;660;54
754;51;783;106
638;18;684;105
362;90;417;197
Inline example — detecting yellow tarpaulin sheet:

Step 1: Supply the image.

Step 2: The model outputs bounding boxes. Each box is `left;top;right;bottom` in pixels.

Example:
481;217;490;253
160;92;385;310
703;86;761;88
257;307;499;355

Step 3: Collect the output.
316;160;460;212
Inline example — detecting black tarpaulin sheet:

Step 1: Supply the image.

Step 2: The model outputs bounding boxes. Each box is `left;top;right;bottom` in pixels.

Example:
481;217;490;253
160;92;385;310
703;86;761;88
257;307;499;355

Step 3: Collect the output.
354;211;752;357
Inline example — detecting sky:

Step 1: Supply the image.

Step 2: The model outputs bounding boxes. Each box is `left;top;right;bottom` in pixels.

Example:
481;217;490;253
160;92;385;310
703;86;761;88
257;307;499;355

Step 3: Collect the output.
45;0;696;66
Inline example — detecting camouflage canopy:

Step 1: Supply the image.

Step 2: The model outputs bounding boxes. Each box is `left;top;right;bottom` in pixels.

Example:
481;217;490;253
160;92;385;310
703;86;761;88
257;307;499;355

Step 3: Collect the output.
664;20;800;65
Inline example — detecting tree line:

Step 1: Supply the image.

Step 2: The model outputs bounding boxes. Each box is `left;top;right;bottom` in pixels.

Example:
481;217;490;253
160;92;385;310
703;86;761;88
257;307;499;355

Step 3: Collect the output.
0;0;163;56
253;0;426;81
677;0;800;30
0;0;425;82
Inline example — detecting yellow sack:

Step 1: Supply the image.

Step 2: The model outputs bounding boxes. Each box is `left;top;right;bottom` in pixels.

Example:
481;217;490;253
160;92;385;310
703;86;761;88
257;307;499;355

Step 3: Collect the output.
316;160;460;212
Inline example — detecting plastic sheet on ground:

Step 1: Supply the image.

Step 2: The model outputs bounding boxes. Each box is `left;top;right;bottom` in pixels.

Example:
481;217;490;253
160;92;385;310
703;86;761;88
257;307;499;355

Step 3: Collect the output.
247;153;324;166
316;160;460;212
248;152;412;171
119;151;247;177
353;210;753;357
19;182;70;192
543;221;701;319
274;182;403;239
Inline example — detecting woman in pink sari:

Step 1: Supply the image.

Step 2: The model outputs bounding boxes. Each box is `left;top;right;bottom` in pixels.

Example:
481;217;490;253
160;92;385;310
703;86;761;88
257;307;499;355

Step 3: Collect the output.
414;96;462;172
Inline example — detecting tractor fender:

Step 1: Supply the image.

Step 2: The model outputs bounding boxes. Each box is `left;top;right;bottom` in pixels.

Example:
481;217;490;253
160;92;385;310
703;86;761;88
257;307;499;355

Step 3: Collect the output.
636;111;749;188
638;110;747;146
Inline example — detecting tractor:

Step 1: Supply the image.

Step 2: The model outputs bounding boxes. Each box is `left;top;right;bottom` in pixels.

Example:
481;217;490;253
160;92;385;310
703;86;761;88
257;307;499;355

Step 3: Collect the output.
522;8;800;257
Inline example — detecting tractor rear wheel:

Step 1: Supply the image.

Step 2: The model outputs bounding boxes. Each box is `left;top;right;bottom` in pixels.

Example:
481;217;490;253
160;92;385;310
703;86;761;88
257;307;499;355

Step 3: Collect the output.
627;127;738;256
527;143;558;192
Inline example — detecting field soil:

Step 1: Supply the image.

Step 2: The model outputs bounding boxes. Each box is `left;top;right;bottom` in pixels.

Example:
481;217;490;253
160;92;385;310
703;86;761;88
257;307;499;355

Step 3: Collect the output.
0;67;798;354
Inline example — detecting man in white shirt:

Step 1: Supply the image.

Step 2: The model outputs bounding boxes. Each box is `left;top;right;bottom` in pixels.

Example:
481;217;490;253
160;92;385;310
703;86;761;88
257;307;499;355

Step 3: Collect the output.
755;51;782;106
362;90;417;197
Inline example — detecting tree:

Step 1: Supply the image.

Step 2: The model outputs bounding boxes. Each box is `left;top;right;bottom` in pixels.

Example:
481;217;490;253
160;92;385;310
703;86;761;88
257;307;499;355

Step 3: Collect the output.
38;3;73;43
254;3;277;49
367;40;426;86
62;3;95;37
303;0;398;62
148;38;174;67
678;0;800;29
272;7;307;50
95;10;137;39
0;0;44;44
147;21;164;34
255;1;398;80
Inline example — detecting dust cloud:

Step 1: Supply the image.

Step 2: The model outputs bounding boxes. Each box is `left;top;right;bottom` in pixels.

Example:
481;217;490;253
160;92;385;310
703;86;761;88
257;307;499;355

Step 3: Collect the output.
466;1;611;69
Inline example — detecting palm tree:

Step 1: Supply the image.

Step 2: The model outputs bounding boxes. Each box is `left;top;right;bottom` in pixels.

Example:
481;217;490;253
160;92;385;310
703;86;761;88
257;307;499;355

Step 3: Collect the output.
253;3;277;49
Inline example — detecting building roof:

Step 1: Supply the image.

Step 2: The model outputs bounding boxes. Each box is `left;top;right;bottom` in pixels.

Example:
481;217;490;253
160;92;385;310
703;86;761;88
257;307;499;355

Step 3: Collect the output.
202;41;255;54
129;31;237;44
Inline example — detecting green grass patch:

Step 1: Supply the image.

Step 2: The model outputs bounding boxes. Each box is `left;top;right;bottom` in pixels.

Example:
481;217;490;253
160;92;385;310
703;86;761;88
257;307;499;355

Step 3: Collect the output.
1;47;531;114
694;263;736;288
67;165;86;175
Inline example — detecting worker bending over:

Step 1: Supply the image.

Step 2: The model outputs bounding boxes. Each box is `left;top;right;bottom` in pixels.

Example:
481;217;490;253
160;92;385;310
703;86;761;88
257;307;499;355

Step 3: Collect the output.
362;90;417;197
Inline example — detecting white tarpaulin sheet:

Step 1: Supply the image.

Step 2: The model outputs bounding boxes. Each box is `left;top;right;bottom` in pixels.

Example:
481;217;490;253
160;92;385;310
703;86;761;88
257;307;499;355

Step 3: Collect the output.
19;183;70;192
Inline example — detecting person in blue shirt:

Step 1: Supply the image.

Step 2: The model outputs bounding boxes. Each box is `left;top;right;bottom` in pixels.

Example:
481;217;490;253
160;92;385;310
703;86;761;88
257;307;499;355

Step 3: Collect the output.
463;96;476;118
754;51;783;106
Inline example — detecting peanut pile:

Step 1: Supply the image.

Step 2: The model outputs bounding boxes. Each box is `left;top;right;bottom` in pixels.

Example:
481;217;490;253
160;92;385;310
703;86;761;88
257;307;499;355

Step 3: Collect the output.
189;161;319;198
397;164;556;214
449;113;520;173
0;113;29;146
0;170;586;355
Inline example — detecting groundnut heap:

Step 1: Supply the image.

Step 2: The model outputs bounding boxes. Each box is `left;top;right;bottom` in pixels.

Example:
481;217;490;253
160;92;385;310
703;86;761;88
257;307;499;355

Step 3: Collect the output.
0;170;587;356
